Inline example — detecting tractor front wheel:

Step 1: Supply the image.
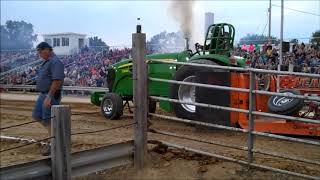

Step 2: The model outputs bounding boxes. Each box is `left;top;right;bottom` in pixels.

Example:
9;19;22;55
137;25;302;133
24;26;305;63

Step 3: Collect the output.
101;93;124;120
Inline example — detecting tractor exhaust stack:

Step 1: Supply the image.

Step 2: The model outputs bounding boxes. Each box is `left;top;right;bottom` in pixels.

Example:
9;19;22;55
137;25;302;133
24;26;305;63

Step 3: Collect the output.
185;38;190;50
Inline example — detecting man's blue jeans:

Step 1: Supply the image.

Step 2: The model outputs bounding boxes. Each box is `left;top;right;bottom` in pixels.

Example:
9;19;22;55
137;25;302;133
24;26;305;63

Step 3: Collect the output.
32;93;61;124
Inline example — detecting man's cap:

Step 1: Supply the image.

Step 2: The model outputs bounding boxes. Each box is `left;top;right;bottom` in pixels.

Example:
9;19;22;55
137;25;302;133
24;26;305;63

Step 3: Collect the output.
36;42;52;50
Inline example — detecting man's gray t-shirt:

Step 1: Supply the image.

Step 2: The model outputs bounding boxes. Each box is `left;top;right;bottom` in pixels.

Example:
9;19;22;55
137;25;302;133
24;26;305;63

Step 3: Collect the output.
36;54;65;92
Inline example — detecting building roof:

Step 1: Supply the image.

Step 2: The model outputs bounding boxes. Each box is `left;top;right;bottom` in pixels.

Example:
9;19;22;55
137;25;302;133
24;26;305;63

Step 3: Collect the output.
42;32;87;36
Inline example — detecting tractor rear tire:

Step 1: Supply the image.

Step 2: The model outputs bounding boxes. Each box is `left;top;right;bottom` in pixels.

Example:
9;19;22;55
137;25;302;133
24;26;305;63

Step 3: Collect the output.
101;93;123;120
169;59;225;120
267;89;304;115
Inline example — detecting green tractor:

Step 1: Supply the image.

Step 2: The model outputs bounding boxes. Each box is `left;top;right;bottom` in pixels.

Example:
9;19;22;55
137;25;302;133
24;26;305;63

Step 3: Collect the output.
91;23;247;120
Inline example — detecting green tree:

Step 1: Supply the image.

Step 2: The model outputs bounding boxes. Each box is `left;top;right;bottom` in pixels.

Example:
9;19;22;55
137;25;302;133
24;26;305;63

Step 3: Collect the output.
147;31;184;53
239;34;279;45
0;20;37;50
88;36;109;51
310;30;320;49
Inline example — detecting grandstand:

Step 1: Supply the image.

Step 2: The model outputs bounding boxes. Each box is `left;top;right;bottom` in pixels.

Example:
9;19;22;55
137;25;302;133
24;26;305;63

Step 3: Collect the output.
0;47;131;87
0;41;319;88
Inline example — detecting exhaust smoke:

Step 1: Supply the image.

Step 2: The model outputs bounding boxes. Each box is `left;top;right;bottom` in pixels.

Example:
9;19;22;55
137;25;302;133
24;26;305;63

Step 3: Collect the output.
169;0;195;41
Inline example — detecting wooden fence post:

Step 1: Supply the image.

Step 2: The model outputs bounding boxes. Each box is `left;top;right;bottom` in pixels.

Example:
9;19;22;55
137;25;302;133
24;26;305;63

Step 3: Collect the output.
51;105;71;180
132;24;148;170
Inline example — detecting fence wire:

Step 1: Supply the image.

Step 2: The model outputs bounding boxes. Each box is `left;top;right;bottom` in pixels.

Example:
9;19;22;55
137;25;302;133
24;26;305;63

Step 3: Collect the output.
149;113;320;146
71;111;101;116
149;128;320;166
0;116;55;131
0;120;39;130
155;141;319;180
0;111;110;131
71;122;136;136
0;136;54;153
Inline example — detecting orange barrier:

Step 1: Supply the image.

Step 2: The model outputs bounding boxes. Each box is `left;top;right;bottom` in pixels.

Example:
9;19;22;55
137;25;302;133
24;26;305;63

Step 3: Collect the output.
230;73;320;136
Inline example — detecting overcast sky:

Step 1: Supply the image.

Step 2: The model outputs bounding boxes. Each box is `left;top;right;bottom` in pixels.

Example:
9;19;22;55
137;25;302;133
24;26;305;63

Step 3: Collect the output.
1;0;319;46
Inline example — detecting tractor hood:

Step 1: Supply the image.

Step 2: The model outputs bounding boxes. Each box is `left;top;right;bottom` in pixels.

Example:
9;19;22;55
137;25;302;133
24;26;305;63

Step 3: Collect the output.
233;56;247;67
189;53;247;68
110;51;190;70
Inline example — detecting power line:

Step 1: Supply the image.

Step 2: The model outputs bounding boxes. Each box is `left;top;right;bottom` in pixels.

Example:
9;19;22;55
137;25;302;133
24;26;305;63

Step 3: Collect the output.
259;7;269;36
272;4;320;17
0;116;54;130
261;15;269;36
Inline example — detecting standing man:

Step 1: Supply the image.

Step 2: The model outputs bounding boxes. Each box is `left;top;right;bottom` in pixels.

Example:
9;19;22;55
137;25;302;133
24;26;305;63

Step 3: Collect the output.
32;42;64;155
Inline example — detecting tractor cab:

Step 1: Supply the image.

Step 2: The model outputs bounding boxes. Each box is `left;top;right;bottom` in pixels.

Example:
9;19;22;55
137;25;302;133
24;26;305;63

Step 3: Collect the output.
203;23;235;56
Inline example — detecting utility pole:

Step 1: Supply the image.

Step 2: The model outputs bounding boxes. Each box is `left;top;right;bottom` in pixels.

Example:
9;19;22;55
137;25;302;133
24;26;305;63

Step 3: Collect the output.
277;0;284;92
268;0;272;44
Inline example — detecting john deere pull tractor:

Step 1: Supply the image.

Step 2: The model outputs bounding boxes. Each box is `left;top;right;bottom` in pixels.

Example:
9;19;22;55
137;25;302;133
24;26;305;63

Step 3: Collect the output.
91;23;320;136
91;23;247;120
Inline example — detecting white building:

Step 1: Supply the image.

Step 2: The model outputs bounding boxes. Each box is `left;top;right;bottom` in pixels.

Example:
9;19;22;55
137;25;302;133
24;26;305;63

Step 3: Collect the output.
42;33;89;56
205;12;215;35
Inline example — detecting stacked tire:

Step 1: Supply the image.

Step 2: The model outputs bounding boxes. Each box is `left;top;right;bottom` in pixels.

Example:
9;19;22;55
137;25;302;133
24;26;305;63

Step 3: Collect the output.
267;89;304;116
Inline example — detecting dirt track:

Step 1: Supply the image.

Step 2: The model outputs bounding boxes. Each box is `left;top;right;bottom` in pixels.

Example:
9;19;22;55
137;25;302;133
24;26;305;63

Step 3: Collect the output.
1;93;319;179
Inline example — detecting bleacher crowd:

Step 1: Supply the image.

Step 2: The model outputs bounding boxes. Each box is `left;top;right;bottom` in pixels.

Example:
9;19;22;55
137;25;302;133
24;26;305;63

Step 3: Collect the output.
1;47;131;87
0;50;38;72
234;43;320;74
1;42;319;87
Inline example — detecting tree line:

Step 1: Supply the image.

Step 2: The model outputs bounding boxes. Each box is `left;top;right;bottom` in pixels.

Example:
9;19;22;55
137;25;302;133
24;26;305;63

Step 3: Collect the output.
238;32;320;48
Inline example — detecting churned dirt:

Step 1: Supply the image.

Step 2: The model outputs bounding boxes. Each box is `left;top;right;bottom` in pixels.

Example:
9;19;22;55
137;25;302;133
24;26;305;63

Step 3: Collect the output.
1;93;319;179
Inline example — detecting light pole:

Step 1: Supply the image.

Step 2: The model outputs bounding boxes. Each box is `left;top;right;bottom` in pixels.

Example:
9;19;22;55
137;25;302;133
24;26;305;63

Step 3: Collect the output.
268;0;272;44
277;0;284;92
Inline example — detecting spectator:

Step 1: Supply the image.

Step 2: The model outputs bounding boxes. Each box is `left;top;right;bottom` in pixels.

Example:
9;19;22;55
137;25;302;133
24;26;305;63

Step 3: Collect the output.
248;43;255;53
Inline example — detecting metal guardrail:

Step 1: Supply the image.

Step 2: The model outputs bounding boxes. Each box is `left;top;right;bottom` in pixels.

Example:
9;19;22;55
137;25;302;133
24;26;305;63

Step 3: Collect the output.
145;58;320;179
0;84;108;92
0;140;133;180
